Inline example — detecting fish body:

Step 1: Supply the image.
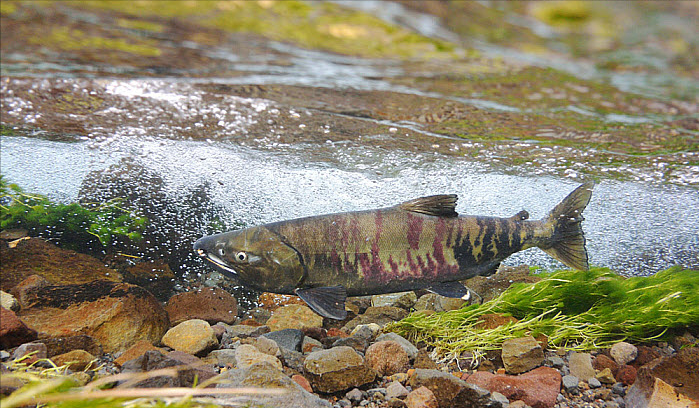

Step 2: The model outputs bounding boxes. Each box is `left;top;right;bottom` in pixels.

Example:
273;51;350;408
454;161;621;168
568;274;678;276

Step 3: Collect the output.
194;182;594;319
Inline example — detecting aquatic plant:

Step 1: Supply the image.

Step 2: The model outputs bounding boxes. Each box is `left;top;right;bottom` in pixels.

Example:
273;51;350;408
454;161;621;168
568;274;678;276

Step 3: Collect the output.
388;267;699;364
0;175;147;250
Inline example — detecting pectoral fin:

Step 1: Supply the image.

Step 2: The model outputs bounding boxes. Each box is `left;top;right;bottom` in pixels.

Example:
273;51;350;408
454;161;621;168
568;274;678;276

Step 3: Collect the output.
295;286;348;320
428;281;472;301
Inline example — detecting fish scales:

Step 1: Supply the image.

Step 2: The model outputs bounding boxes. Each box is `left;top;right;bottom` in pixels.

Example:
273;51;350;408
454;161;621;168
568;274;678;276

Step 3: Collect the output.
194;182;594;319
268;209;535;296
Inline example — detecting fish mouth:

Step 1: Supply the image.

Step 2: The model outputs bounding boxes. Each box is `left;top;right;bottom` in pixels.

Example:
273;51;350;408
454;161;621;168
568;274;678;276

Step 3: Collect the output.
196;248;239;276
194;236;239;276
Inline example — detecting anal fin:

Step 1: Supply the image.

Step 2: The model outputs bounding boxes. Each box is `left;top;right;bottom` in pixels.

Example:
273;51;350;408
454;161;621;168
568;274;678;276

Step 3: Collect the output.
428;281;472;301
295;286;348;320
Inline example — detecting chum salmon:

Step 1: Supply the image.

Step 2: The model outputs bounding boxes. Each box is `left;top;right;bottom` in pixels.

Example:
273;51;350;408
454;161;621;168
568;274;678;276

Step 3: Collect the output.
194;182;594;319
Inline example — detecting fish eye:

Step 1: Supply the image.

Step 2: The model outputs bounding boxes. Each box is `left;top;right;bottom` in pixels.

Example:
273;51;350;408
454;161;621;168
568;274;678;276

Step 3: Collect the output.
235;252;248;262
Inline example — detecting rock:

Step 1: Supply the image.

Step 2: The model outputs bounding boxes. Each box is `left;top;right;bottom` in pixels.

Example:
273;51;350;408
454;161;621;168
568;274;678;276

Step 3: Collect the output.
546;355;565;369
409;368;495;408
122;261;177;302
267;304;324;331
35;335;102;358
301;327;327;342
413;294;466;313
568;352;596;381
0;306;37;348
114;339;163;367
596;367;617;384
386;380;410;399
626;377;698;408
8;275;50;309
302;336;323;353
235;344;283;371
610;342;638;365
466;367;562;408
293;374;314;393
501;336;544;374
16;280;169;353
588;377;602;388
304;346;376;393
365;340;411;377
0;238;122;291
165;287;238;325
491;392;510;406
207;349;237;367
216;362;331;408
346;388;365;403
120;350;216;388
0;291;19;311
615;364;637;386
413;348;438;370
263;328;305;352
377;332;420;361
211;323;226;340
405;386;439;408
342;306;408;332
12;342;47;364
51;349;96;371
593;354;619;374
332;335;369;353
631;346;660;368
562;375;580;395
258;292;307;311
464;265;540;303
253;336;281;356
351;323;381;340
372;291;418;310
625;346;699;403
225;324;270;339
475;313;519;330
161;319;218;356
280;348;306;373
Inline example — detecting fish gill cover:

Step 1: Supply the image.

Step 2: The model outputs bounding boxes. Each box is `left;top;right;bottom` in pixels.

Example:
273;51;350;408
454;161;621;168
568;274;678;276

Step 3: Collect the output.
387;266;699;364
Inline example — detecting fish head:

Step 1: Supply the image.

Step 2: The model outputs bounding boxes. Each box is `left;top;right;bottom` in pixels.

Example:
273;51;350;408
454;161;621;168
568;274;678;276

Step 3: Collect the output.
193;226;305;293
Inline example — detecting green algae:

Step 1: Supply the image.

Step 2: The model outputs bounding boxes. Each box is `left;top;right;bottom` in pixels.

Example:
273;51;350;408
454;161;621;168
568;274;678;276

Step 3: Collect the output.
0;1;17;15
76;0;457;59
388;267;699;362
31;27;162;57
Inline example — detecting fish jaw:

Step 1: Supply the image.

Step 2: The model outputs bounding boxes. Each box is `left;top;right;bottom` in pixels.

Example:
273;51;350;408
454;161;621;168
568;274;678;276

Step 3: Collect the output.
193;234;241;278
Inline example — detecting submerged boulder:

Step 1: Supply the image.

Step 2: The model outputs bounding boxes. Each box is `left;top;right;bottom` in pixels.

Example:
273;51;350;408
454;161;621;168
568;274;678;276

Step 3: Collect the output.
16;280;169;353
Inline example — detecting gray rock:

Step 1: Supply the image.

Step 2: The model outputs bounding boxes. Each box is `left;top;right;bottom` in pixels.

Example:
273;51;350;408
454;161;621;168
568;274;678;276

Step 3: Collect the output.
545;355;565;369
342;306;408;332
0;350;10;361
562;375;580;395
612;382;626;396
568;352;596;381
501;336;544;374
376;332;419;361
120;350;216;388
588;377;602;389
12;342;47;361
371;291;417;310
279;348;306;373
346;388;364;402
263;328;305;352
385;380;409;399
332;335;369;353
216;362;331;408
304;346;376;393
207;349;237;367
491;391;510;406
610;342;638;365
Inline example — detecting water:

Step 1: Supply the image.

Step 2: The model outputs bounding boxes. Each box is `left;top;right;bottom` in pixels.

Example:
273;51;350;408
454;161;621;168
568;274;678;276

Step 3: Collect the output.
2;131;697;277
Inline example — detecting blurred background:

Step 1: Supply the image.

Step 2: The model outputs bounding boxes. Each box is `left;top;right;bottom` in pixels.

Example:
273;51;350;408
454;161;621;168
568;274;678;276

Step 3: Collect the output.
1;1;697;302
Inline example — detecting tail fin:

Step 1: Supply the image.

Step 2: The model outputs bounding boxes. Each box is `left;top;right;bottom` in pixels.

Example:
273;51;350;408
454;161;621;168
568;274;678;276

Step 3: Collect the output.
541;181;594;270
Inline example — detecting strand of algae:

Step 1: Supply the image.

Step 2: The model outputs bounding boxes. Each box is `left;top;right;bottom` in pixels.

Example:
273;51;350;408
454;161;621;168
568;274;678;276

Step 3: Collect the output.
387;267;699;363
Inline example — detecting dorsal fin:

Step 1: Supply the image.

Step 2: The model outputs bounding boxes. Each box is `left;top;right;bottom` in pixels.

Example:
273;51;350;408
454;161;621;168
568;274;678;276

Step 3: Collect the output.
398;194;458;217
